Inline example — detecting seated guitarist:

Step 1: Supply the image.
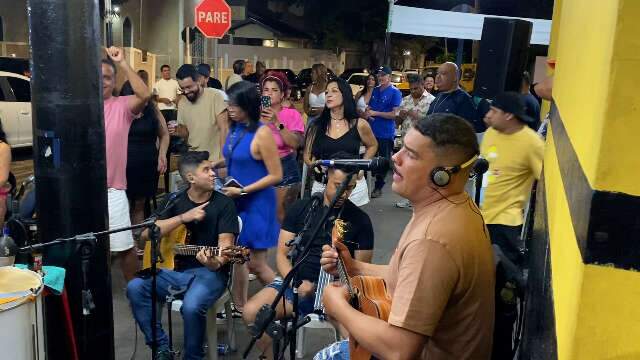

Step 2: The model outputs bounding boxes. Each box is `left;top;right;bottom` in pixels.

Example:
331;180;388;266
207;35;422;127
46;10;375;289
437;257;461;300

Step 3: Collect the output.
243;155;374;359
127;151;240;360
318;114;496;360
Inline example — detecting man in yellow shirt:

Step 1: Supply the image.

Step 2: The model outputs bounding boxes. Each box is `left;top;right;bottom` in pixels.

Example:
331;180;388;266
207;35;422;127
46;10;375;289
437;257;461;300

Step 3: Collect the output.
481;91;544;359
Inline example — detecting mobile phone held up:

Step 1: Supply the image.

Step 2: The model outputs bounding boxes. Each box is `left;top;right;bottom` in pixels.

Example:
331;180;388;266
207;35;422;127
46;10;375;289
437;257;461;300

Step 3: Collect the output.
261;95;271;109
224;177;243;189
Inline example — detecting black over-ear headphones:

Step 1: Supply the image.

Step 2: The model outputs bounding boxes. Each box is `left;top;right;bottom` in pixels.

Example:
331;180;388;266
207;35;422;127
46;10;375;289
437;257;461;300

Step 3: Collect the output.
430;154;478;187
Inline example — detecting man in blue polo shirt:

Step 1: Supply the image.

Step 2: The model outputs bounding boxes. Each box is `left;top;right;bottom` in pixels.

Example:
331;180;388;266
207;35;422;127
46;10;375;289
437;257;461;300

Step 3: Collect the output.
365;65;402;198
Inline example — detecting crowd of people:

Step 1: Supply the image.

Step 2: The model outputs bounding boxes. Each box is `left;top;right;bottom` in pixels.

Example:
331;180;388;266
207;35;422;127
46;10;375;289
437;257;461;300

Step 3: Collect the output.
85;46;548;359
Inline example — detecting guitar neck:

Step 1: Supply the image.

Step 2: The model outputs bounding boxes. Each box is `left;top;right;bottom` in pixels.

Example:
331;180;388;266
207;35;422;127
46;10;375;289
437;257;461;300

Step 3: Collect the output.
173;245;222;257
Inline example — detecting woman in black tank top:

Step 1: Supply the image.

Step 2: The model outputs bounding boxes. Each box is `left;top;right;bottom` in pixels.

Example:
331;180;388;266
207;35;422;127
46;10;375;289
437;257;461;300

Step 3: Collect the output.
303;78;377;189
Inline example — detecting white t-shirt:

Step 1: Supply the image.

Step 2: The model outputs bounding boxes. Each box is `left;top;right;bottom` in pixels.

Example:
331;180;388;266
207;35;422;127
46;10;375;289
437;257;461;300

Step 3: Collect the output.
153;78;181;110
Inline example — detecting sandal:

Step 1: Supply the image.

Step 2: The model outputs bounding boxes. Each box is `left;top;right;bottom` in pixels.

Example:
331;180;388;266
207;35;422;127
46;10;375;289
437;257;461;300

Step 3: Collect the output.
218;303;243;319
230;303;243;318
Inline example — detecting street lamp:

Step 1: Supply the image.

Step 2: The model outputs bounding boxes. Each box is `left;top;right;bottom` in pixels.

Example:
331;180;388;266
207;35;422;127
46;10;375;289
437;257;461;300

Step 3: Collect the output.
384;0;398;66
103;0;121;46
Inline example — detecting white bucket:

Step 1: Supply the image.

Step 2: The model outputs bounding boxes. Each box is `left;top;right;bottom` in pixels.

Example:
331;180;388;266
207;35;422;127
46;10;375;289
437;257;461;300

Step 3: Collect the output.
0;267;45;360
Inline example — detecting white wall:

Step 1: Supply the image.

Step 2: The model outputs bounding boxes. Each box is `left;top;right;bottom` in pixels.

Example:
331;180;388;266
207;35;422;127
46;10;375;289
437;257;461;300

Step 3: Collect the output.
210;44;338;73
0;1;28;42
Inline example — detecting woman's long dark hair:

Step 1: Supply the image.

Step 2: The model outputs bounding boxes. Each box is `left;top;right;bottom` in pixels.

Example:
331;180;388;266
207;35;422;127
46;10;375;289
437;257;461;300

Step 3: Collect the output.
306;77;358;157
227;80;261;132
359;73;378;98
0;120;8;144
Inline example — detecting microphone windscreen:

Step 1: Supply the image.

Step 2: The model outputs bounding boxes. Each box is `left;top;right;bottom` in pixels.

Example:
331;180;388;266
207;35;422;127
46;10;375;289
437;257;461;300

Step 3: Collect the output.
473;158;489;175
372;157;390;172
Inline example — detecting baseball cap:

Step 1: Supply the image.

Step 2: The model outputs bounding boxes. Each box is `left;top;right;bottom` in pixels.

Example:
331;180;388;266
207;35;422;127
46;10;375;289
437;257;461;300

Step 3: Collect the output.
376;65;392;75
491;92;535;124
196;63;211;77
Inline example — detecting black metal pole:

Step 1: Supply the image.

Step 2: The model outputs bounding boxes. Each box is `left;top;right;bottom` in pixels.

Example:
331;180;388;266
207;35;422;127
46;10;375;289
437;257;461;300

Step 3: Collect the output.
27;0;114;359
106;22;114;47
383;0;394;66
475;173;483;206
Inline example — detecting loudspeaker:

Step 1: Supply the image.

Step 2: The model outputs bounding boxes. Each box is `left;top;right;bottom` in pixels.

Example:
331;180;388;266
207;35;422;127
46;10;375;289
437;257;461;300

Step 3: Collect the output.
473;18;532;99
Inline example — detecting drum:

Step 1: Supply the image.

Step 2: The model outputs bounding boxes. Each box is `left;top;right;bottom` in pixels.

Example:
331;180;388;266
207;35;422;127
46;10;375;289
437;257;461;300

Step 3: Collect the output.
0;267;45;360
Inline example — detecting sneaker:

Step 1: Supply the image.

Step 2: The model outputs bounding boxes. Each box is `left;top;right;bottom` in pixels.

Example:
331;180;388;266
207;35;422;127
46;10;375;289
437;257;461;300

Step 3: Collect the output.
395;199;412;209
248;273;257;281
371;188;382;198
157;350;174;360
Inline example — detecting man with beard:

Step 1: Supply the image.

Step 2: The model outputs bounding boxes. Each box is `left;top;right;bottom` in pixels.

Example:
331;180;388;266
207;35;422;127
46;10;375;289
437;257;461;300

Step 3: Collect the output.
317;114;495;360
173;64;228;161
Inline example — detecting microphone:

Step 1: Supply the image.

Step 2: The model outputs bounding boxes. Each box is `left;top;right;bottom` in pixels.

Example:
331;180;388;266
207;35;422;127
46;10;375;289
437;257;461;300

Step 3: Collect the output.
313;157;389;172
473;158;489;175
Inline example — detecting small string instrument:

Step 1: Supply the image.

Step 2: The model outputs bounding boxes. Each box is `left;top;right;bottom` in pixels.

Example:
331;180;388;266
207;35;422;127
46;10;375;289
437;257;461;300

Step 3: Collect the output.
331;219;392;360
142;224;249;270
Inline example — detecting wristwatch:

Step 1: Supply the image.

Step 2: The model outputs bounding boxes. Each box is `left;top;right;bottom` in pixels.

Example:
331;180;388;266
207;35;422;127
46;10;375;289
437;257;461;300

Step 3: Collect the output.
278;123;285;131
240;187;248;196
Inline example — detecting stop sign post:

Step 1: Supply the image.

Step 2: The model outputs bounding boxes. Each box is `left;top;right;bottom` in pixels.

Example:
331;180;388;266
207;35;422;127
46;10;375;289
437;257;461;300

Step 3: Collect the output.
195;0;232;39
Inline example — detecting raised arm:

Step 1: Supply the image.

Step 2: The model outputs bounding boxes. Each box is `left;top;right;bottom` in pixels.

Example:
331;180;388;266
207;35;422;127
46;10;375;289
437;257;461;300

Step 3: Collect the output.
105;47;151;114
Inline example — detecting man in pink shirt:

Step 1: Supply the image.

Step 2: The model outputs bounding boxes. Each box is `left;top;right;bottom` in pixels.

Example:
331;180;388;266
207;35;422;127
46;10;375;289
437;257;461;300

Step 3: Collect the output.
102;47;151;281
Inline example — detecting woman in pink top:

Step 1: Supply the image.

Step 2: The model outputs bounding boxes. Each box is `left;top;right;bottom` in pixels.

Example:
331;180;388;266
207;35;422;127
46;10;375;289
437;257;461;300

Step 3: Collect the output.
260;71;305;222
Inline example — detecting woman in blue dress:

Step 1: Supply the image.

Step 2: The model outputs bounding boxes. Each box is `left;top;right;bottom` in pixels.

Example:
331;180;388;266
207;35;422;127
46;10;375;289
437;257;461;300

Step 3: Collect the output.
220;81;283;315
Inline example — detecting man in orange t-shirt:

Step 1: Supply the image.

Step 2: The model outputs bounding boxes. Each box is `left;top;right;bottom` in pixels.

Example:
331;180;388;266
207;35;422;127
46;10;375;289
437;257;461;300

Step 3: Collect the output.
318;113;495;360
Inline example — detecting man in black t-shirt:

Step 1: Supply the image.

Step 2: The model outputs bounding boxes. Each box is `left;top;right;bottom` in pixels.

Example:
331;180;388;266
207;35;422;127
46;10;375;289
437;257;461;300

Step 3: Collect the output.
241;167;374;358
127;151;239;360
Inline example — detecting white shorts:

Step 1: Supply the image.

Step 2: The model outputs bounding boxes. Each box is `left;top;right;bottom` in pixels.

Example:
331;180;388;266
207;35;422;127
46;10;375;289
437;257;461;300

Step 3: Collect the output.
312;177;370;207
107;188;134;252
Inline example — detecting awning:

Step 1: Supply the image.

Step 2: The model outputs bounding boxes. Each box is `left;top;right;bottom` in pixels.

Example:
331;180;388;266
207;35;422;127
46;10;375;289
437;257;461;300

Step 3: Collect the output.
389;5;552;45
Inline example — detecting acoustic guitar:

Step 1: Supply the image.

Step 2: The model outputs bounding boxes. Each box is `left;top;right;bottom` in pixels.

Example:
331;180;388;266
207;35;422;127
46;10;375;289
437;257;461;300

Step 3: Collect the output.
142;224;249;270
332;219;392;360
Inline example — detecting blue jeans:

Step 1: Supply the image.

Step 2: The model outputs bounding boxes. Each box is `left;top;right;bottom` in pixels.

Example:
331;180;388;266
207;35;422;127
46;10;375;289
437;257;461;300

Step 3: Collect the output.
266;278;316;316
276;153;302;187
126;267;228;360
374;138;394;190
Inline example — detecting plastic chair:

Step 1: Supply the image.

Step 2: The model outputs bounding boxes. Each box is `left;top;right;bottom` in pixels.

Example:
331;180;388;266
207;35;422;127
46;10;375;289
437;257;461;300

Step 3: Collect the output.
169;291;235;360
296;268;341;358
165;217;243;359
295;313;340;359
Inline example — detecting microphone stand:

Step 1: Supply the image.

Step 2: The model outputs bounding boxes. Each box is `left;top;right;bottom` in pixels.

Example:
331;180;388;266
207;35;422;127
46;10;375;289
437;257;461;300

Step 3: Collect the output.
243;170;356;359
474;171;484;206
17;219;159;357
19;191;181;360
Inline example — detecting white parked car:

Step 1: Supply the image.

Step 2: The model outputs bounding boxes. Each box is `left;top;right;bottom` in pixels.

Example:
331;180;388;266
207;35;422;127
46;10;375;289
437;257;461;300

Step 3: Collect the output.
0;71;32;148
347;73;369;96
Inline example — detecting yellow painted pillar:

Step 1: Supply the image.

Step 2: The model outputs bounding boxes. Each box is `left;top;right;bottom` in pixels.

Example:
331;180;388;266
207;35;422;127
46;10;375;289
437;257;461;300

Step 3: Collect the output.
529;0;640;358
